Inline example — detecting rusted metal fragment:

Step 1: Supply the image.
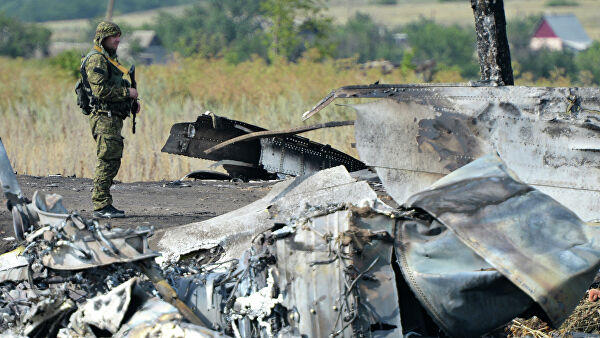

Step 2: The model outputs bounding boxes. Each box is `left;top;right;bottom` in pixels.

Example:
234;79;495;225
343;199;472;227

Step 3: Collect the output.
305;83;600;220
471;0;514;85
162;113;364;179
404;154;600;328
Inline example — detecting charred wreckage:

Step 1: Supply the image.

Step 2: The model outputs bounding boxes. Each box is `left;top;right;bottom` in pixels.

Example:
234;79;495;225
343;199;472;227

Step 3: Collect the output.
2;1;600;337
2;80;600;337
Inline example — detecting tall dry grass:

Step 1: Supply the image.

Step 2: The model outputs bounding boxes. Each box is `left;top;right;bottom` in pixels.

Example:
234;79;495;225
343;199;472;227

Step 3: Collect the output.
0;54;434;182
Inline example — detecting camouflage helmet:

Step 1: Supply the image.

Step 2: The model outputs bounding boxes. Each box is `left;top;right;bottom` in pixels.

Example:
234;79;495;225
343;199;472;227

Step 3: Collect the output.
94;21;121;47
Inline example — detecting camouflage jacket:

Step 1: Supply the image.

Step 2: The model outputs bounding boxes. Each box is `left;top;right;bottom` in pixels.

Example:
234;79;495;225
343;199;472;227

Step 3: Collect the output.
84;48;131;116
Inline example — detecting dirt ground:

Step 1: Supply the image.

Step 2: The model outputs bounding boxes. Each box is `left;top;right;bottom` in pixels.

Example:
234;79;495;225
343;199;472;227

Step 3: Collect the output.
0;174;275;254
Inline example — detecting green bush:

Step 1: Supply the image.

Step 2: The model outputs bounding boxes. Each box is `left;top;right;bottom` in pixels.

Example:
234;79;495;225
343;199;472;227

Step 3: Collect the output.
331;13;403;64
49;49;82;78
402;18;479;78
369;0;398;5
153;0;268;61
575;41;600;84
0;13;51;57
545;0;579;7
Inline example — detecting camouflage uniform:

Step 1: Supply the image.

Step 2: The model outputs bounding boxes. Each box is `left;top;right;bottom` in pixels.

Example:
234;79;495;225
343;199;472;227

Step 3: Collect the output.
85;22;132;211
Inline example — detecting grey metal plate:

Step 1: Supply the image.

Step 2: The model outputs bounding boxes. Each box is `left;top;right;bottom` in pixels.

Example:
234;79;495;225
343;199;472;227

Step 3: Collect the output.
276;210;401;337
0;137;23;204
152;166;388;263
404;154;600;328
259;137;365;176
352;85;600;220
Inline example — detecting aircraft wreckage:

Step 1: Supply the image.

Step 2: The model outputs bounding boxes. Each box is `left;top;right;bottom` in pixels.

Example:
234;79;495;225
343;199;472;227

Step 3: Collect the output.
2;0;600;334
2;77;600;337
161;113;365;180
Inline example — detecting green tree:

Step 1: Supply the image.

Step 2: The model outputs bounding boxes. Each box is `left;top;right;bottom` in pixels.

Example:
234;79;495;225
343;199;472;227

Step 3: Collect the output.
332;13;403;63
260;0;333;61
153;0;267;62
403;18;478;78
518;49;577;81
0;13;51;57
575;41;600;84
0;0;197;22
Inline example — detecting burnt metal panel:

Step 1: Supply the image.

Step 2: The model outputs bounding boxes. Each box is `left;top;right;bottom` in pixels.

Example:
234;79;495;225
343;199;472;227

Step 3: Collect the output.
275;210;401;337
162;114;264;164
404;154;600;328
304;84;600;220
259;136;366;177
162;114;365;179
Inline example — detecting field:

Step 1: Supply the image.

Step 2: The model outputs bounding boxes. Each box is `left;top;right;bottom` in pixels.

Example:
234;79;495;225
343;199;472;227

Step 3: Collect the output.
0;56;436;182
4;0;596;183
43;0;600;42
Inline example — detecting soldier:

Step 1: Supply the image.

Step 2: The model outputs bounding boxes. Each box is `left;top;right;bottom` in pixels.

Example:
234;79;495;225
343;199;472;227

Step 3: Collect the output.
83;21;139;218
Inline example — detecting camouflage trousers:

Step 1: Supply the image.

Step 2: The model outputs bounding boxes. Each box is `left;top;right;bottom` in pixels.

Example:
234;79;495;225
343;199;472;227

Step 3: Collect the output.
90;113;124;211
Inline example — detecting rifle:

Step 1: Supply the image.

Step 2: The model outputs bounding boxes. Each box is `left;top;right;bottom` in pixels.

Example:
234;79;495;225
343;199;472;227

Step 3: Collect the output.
129;65;139;134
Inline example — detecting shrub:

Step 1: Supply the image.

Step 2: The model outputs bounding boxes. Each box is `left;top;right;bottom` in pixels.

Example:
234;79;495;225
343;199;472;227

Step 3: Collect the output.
545;0;579;7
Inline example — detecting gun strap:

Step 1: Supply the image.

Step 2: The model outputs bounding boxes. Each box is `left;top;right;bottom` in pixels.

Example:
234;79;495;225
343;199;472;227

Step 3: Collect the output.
93;45;129;75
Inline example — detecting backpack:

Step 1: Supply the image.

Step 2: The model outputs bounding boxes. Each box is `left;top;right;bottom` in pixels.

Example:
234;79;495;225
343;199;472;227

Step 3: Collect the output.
75;50;103;115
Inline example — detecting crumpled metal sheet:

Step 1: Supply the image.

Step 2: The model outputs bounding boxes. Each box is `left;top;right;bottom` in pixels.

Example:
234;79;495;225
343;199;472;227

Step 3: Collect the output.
152;165;391;263
276;210;402;337
115;297;225;337
309;84;600;220
41;225;159;270
0;247;30;283
23;291;75;337
173;204;402;337
65;277;149;335
403;154;600;328
396;217;534;337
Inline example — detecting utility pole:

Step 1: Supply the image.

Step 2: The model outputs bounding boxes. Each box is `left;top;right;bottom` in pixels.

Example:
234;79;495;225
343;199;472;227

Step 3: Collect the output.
471;0;514;85
105;0;115;21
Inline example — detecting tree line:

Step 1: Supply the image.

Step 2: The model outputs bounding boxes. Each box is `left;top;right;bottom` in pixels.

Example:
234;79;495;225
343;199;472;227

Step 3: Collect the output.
0;0;195;22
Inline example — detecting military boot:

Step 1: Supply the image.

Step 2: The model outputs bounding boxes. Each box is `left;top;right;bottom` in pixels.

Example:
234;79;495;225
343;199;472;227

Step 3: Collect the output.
93;205;125;218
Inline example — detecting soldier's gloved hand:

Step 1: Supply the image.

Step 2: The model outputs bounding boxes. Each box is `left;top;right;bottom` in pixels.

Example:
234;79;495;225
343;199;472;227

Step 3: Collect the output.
129;88;139;99
135;100;141;114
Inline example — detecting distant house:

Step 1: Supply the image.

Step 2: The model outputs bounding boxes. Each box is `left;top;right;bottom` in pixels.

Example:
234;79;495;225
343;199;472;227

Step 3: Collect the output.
530;14;592;52
120;30;167;64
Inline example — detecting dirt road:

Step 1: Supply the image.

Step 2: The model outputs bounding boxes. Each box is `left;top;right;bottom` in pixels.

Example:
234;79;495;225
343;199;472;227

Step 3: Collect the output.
0;174;274;254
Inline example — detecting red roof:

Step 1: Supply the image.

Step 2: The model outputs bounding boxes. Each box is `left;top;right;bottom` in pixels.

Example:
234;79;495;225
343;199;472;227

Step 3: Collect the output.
534;20;558;38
